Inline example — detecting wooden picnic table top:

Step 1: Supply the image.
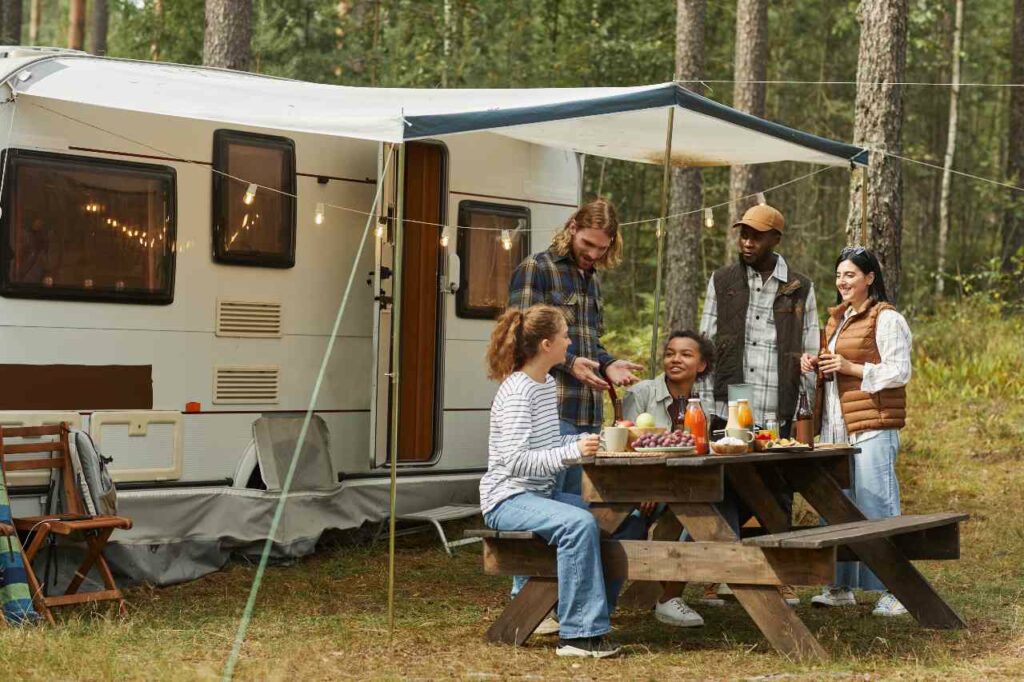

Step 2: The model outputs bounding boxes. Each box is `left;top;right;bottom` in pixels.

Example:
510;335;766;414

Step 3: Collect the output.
565;446;859;467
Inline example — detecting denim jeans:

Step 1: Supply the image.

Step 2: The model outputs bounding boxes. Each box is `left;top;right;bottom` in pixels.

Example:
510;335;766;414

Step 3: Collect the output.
834;429;902;592
487;491;645;638
554;420;600;495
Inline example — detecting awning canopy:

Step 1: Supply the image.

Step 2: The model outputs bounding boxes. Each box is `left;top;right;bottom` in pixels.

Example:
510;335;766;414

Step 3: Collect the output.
2;52;868;168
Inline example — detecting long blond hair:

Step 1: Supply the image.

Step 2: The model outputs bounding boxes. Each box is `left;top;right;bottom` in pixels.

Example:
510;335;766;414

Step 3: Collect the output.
549;198;622;269
486;305;566;381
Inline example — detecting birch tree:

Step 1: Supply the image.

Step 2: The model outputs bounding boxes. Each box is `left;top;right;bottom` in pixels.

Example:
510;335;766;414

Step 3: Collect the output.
935;0;962;296
664;0;705;334
845;0;909;303
1004;0;1024;275
203;0;253;71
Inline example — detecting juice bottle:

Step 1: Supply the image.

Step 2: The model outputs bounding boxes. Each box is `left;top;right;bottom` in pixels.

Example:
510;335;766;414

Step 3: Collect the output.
684;398;708;454
736;399;754;431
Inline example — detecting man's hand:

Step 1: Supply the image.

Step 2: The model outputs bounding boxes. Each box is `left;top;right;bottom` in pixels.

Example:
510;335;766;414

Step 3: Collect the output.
575;434;600;456
570;357;610;390
604;359;643;387
800;353;819;374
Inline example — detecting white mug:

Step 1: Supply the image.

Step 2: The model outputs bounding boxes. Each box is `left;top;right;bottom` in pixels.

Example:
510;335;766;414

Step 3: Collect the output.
602;426;629;452
713;428;755;444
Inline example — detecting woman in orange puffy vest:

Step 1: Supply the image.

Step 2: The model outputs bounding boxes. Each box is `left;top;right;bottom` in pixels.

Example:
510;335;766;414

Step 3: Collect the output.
800;247;912;618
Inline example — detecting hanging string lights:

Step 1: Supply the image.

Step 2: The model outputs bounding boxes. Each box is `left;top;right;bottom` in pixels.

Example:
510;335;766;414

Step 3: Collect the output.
704;207;714;228
314;202;325;225
243;183;257;205
500;229;512;251
439;229;450;248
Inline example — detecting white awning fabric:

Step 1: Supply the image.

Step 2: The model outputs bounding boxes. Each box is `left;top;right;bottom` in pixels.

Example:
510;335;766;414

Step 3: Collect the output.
2;53;867;167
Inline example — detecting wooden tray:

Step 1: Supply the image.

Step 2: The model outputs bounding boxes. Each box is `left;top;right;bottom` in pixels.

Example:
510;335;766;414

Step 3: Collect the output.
596;449;695;458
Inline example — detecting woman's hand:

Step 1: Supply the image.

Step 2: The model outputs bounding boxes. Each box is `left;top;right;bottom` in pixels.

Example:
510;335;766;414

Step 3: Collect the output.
819;352;856;377
800;353;819;374
576;434;600;456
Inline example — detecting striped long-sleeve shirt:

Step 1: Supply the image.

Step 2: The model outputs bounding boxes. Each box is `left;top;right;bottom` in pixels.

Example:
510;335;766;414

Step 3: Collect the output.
479;372;580;514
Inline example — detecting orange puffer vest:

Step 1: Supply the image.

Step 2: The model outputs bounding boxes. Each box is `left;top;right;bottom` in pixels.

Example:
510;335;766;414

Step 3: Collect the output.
824;300;907;433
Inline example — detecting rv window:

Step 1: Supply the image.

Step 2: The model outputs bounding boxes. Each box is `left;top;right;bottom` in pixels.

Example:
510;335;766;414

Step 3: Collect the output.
0;149;176;304
456;201;530;319
212;130;296;268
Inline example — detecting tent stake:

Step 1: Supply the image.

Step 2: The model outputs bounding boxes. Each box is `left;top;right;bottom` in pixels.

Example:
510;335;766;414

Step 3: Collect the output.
387;142;407;643
649;106;675;377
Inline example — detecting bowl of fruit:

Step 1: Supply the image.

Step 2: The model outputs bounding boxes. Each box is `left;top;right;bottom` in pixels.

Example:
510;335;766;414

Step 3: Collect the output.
710;436;749;455
631;429;697;454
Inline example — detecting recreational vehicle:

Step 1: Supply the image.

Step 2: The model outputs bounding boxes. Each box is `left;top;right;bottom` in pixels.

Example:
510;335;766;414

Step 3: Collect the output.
0;48;865;584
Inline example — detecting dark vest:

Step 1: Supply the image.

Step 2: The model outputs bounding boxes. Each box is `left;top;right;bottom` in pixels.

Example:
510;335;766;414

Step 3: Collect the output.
712;260;812;421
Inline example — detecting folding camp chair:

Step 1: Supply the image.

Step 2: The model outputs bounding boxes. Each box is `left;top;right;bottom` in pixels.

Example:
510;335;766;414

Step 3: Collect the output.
0;423;132;624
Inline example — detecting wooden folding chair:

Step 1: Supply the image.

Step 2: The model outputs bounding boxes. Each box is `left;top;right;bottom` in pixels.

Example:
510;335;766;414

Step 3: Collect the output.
0;423;132;624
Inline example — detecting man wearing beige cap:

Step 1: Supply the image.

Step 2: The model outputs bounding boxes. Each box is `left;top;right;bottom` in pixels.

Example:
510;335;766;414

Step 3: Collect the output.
696;203;819;607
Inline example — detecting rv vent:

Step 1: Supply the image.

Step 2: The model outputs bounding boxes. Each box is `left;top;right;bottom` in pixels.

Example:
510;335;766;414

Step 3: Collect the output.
213;366;280;404
216;300;283;338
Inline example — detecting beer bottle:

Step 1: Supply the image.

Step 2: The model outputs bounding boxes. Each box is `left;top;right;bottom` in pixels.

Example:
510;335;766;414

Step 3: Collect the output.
793;388;814;448
818;329;834;383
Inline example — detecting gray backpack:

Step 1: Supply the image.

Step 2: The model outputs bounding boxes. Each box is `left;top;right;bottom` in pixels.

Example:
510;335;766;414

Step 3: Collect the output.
65;430;118;516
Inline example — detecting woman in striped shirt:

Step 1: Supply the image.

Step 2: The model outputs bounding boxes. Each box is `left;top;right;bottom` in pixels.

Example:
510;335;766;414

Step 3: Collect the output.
480;304;624;658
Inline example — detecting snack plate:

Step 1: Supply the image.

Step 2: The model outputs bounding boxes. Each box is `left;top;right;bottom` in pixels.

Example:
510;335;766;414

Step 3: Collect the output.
766;444;812;451
633;446;697;454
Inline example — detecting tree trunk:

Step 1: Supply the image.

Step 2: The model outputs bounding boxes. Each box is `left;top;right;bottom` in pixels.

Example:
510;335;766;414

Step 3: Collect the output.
203;0;253;72
151;0;163;61
845;0;909;304
664;0;705;335
0;0;23;45
68;0;85;50
726;0;768;265
29;0;40;45
1003;0;1024;274
90;0;109;56
935;0;962;296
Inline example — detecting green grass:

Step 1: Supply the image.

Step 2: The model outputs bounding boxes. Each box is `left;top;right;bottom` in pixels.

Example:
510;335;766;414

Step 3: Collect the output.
1;306;1023;680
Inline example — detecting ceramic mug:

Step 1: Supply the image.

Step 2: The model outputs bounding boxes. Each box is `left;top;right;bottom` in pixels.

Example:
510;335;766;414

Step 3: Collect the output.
712;428;754;444
601;426;629;452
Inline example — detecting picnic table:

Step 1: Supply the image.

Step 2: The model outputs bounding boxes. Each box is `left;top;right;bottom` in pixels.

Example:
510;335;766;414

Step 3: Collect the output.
469;447;967;660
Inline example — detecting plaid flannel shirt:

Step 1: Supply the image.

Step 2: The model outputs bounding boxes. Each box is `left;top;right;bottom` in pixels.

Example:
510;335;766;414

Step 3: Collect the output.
508;248;614;427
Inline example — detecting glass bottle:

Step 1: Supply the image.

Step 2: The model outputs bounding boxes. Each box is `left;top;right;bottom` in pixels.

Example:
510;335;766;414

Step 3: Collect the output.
736;399;754;431
793;388;814;448
818;329;834;383
765;412;780;440
725;400;741;435
684;398;709;454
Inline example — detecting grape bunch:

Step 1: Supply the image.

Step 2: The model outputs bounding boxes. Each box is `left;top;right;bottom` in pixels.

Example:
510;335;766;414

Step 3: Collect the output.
633;431;695;449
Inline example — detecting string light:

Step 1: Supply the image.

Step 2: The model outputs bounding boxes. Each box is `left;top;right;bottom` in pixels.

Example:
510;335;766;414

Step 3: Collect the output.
756;192;767;205
314;203;325;225
704;207;714;228
375;217;386;239
439;229;449;248
500;229;512;251
243;183;257;205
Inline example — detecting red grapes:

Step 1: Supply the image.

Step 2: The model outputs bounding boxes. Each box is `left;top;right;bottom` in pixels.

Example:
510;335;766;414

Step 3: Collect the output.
632;431;695;449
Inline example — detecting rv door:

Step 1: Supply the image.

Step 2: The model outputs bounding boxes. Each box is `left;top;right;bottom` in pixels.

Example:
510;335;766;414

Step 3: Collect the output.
370;144;396;467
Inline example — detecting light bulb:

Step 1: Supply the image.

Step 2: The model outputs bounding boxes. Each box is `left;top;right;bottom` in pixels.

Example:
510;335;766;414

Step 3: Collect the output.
756;192;767;206
500;229;512;251
704;208;714;228
375;218;386;239
243;183;257;205
440;230;449;248
315;203;325;225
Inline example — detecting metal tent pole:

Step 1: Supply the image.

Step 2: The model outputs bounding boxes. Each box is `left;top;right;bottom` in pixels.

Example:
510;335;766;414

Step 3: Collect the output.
387;142;407;642
860;165;869;246
649;107;675;377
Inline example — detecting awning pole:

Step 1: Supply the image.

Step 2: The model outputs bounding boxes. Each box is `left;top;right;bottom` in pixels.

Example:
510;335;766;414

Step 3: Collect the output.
859;165;868;246
387;142;407;643
649;107;675;377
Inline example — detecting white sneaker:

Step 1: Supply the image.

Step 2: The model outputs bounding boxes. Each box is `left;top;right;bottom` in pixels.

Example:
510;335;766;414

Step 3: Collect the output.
654;597;704;628
534;611;560;635
717;583;734;597
810;587;856;608
872;593;908;617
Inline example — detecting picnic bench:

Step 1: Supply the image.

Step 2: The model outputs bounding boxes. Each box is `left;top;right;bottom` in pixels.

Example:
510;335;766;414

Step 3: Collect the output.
469;447;967;660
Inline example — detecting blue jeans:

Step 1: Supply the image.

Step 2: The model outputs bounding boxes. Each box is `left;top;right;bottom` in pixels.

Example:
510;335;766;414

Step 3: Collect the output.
834;429;902;592
554;420;600;495
487;491;645;638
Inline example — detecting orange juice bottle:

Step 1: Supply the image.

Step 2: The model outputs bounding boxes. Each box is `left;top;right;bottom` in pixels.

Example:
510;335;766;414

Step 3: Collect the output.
736;399;754;430
684;398;708;454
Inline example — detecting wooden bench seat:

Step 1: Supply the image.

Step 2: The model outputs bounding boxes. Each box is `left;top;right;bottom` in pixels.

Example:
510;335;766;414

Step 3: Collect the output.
742;512;967;553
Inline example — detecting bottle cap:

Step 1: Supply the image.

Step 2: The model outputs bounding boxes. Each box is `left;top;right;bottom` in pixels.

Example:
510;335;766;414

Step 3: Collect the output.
687;398;700;403
728;400;737;406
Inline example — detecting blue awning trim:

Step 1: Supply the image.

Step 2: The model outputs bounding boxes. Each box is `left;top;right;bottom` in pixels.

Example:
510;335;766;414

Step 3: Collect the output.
403;83;869;167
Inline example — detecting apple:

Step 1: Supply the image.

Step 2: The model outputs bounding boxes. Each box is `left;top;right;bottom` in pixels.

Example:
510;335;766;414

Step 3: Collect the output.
616;420;635;427
635;413;656;428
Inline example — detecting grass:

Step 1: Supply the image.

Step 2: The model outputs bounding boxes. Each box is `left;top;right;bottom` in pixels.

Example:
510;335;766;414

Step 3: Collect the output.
1;307;1023;680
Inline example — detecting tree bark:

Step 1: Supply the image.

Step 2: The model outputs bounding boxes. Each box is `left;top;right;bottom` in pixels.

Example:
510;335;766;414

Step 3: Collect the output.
0;0;23;45
29;0;40;45
90;0;109;56
68;0;86;51
151;0;163;61
1003;0;1024;274
935;0;962;296
664;0;705;335
203;0;253;72
727;0;768;265
845;0;909;304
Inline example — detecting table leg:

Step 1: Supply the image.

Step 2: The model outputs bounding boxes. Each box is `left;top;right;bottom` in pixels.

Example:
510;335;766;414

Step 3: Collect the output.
618;512;683;609
670;503;827;660
588;504;633;536
782;462;965;629
726;463;793;533
485;577;559;646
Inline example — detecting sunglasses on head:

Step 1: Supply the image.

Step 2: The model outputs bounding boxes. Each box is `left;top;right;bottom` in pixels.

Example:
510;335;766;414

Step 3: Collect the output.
840;246;867;258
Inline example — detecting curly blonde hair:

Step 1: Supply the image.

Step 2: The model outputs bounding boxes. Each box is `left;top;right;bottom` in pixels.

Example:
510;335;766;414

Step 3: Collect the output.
485;305;566;381
549;198;622;269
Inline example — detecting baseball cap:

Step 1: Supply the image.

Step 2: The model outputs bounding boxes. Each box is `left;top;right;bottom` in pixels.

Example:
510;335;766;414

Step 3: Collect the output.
734;204;785;233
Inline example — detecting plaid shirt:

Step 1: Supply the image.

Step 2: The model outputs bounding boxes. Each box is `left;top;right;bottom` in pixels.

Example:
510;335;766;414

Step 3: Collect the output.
508;248;614;427
698;254;819;423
